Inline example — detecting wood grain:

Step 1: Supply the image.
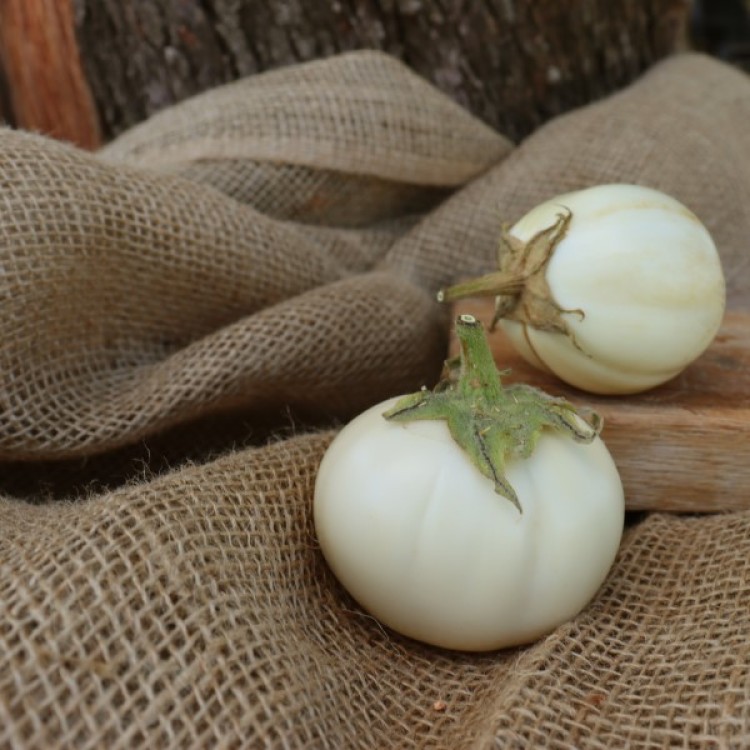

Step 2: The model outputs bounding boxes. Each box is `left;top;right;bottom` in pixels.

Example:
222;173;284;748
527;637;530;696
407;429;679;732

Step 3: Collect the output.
449;299;749;512
0;0;101;148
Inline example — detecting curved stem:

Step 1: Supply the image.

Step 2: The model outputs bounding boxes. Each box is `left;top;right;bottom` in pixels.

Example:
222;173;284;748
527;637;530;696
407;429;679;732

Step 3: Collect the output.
437;271;525;303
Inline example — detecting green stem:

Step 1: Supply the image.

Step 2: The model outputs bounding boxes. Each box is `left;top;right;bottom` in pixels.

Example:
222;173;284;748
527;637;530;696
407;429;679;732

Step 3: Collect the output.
454;314;503;401
437;271;525;303
384;315;600;513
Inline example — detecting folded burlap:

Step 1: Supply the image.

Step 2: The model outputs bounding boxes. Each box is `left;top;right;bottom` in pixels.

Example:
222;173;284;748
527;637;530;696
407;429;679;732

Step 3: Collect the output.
1;52;510;463
387;53;750;306
3;434;749;748
1;50;749;748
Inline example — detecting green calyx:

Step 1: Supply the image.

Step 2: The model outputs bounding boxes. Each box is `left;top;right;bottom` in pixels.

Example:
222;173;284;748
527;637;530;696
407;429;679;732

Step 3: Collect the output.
383;314;601;513
437;208;585;339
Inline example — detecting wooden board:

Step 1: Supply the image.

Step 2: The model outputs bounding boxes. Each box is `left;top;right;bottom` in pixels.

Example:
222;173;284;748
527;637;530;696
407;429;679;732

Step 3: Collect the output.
448;300;750;513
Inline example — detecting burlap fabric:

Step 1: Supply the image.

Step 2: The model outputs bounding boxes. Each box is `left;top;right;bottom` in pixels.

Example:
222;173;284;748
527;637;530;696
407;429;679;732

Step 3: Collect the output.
1;50;749;747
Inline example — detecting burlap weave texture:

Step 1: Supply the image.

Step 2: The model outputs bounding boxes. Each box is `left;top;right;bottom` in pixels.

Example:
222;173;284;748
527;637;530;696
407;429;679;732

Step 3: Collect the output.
1;50;749;748
2;435;749;748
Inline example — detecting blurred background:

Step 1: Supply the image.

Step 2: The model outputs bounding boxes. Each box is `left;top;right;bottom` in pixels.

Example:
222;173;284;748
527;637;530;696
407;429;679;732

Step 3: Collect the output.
0;0;748;150
692;0;750;66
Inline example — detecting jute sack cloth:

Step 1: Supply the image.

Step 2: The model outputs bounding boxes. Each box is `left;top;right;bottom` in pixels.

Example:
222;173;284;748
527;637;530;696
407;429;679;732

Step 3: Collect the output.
387;52;750;305
1;50;749;747
1;51;511;464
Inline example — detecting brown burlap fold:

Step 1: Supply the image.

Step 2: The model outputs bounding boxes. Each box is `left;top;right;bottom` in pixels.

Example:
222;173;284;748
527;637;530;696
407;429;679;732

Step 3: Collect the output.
387;53;750;306
1;51;511;462
1;50;749;747
1;434;748;748
100;51;510;226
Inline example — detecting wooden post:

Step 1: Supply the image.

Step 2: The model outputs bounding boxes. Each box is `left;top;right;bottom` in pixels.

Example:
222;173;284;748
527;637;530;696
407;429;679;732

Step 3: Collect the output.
0;0;101;148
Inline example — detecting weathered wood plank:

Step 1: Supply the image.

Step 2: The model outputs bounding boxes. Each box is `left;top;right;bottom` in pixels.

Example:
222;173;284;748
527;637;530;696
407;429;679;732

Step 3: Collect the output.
450;299;750;512
0;0;101;148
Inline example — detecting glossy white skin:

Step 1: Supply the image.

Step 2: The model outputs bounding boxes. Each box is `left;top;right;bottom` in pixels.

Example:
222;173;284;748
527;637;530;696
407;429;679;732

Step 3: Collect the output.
314;397;624;652
500;184;726;394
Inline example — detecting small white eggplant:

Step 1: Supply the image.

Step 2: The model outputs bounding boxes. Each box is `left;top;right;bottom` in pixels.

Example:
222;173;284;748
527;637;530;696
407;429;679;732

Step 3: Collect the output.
314;316;624;652
440;184;726;394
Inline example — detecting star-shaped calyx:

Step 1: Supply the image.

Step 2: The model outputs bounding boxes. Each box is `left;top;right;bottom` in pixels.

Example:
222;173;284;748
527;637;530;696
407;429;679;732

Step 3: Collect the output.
436;208;585;341
383;315;601;513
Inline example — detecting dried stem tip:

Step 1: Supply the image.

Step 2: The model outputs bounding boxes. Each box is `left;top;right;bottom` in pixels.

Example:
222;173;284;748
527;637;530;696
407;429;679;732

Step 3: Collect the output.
437;210;584;340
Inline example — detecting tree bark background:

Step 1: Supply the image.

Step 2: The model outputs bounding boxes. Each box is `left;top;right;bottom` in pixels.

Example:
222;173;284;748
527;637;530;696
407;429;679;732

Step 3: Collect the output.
0;0;704;148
